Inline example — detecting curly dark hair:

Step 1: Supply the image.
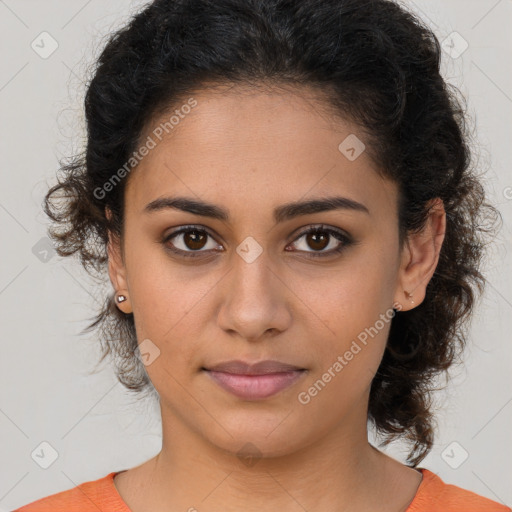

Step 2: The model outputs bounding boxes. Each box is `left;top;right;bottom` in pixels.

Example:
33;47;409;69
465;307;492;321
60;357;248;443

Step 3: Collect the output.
44;0;500;467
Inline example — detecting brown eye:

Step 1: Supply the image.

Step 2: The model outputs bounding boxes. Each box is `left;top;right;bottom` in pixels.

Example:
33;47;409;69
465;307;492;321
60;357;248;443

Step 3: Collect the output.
163;226;221;258
182;230;208;250
162;224;353;260
287;225;353;258
305;231;330;251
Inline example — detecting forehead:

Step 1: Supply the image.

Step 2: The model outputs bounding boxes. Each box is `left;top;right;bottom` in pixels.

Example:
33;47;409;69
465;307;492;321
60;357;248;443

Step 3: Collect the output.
124;85;397;220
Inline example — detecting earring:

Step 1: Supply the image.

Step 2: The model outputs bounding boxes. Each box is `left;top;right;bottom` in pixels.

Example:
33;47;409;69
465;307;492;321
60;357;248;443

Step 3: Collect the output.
116;293;127;303
405;290;415;305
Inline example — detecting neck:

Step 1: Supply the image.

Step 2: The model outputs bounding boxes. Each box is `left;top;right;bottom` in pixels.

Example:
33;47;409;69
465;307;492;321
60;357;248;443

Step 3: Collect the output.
139;399;405;512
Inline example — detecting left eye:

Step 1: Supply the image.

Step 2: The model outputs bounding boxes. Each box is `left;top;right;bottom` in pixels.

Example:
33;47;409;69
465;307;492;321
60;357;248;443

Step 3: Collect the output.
286;225;352;257
162;224;352;259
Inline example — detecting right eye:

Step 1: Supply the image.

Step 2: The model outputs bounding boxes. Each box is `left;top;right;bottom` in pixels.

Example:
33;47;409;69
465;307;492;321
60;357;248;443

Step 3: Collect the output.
162;225;223;258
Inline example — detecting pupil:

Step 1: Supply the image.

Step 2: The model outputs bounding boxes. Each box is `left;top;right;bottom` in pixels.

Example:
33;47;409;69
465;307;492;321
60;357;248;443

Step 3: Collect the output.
308;232;328;251
185;231;206;250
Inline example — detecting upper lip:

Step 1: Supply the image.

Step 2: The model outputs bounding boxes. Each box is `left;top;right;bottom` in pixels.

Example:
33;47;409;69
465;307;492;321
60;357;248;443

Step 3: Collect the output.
204;359;305;375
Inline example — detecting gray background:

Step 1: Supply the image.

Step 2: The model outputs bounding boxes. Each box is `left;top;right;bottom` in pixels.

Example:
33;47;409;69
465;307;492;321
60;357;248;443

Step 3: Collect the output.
1;0;511;510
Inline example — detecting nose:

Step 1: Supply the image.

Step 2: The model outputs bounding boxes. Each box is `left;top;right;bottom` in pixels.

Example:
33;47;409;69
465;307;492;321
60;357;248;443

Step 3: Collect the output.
216;249;292;343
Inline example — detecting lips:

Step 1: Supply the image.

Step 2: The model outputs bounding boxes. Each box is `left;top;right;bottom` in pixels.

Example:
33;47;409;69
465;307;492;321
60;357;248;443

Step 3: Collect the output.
202;359;307;400
204;359;305;375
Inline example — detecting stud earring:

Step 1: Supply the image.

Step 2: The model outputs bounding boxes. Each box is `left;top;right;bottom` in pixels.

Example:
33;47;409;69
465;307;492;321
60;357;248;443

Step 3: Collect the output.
116;294;127;303
405;290;415;305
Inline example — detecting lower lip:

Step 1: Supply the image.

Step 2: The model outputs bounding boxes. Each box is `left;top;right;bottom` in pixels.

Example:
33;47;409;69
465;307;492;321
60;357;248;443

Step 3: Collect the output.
204;370;306;400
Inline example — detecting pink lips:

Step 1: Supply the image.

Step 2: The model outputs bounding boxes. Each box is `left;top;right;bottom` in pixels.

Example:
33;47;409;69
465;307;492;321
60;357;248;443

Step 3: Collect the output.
203;359;306;400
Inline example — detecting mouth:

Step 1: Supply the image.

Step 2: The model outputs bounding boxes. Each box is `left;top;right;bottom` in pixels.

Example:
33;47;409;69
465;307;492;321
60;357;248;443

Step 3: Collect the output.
201;360;307;400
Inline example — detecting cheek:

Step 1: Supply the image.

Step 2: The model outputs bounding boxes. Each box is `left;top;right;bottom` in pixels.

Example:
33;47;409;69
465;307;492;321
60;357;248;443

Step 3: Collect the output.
296;247;395;336
124;241;227;377
125;235;196;325
296;245;396;382
296;292;393;420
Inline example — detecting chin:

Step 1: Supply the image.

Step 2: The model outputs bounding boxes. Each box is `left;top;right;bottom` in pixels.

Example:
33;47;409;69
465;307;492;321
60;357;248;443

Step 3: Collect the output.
201;411;313;460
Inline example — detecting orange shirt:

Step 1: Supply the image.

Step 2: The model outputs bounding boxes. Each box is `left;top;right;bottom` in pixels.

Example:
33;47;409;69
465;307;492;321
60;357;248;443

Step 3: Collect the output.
13;467;511;512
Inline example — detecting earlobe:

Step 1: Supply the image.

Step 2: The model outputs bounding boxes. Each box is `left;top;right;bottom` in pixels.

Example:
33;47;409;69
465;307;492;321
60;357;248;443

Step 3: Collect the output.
106;210;133;314
394;198;446;311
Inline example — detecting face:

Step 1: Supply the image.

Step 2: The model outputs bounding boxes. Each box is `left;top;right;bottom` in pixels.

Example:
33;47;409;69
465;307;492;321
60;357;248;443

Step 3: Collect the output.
108;84;444;458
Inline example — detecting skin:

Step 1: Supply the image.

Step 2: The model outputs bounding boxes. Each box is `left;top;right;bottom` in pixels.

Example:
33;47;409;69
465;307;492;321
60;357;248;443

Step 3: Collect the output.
107;83;446;512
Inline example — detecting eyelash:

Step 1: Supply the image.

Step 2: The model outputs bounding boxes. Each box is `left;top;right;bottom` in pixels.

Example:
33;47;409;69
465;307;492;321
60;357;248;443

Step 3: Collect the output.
162;224;353;260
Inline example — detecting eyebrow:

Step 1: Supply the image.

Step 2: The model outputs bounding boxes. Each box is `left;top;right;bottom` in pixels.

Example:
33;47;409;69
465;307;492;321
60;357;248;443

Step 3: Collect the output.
143;195;370;223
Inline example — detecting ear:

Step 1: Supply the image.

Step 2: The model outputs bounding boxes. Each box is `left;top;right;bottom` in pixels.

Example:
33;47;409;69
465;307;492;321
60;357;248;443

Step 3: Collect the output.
106;207;132;314
393;198;446;311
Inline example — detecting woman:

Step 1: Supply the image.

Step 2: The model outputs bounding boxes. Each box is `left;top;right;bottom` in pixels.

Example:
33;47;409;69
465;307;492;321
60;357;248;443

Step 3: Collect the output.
14;0;510;511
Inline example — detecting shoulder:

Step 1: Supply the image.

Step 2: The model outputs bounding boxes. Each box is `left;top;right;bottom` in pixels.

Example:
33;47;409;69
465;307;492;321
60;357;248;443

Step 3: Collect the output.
12;471;130;512
408;468;512;512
